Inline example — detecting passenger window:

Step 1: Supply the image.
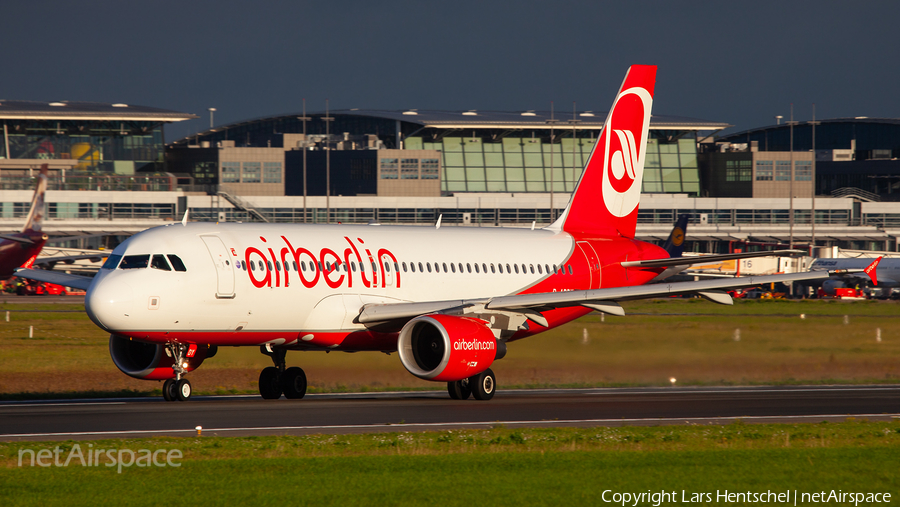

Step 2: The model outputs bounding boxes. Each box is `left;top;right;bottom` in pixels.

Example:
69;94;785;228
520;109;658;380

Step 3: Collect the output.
300;261;306;271
545;264;550;274
506;264;511;273
567;265;573;275
450;263;456;273
427;263;432;273
514;264;519;274
467;263;472;273
351;262;357;272
293;261;297;271
151;254;171;271
276;261;281;271
474;263;480;273
537;264;543;274
491;263;496;273
529;264;534;274
410;262;415;273
458;263;463;273
418;262;424;272
371;261;377;272
102;254;122;270
120;255;150;269
250;261;256;271
482;263;487;273
394;262;399;272
442;262;447;273
267;261;272;271
402;262;407;272
384;261;391;272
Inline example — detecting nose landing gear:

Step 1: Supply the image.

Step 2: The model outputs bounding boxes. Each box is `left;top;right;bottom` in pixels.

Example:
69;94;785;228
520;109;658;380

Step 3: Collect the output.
162;342;193;402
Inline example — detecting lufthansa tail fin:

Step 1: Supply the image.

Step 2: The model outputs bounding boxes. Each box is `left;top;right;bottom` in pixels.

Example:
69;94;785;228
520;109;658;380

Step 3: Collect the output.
661;214;689;258
549;65;656;238
22;164;48;233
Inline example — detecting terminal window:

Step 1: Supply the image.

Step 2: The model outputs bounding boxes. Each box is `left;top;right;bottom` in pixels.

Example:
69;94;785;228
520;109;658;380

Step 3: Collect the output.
242;162;261;183
380;158;399;179
222;162;240;183
755;160;773;181
421;159;439;179
401;159;419;179
794;161;811;181
776;161;791;181
263;162;282;183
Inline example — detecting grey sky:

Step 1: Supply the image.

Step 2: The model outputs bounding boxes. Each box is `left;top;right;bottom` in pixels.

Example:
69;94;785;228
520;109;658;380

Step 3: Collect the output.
3;1;898;141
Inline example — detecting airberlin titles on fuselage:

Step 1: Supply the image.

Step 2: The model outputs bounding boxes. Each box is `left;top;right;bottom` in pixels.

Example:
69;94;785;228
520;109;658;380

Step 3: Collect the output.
244;235;400;290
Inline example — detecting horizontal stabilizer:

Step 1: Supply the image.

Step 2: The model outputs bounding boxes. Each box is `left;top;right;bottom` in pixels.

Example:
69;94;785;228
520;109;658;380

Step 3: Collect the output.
13;268;94;291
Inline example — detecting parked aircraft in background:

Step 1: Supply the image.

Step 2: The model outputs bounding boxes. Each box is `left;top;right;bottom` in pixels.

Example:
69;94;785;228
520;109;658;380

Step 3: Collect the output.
0;166;50;277
17;66;868;402
810;256;890;296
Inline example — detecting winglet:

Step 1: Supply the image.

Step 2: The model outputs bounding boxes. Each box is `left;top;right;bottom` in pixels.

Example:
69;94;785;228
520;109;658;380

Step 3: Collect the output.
864;256;882;285
181;209;189;226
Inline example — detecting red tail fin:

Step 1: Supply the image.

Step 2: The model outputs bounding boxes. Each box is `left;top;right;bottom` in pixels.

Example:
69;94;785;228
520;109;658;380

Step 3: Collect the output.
864;256;882;285
554;65;656;238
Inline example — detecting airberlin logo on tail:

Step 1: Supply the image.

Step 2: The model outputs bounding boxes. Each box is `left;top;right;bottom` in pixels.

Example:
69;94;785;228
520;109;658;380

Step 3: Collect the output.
601;87;653;218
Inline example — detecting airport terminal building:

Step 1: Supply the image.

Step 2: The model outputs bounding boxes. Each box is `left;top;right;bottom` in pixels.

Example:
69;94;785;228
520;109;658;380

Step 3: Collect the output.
2;102;900;256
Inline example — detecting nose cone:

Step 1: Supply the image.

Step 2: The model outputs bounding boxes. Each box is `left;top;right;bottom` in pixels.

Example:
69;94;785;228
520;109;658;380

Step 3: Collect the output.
86;276;134;332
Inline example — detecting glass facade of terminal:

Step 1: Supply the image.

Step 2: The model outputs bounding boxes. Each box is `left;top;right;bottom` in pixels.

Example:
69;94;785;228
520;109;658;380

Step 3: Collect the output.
0;120;165;173
405;132;700;195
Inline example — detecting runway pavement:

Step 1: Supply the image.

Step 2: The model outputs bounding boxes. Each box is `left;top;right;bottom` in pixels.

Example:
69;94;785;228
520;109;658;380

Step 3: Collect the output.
2;385;898;441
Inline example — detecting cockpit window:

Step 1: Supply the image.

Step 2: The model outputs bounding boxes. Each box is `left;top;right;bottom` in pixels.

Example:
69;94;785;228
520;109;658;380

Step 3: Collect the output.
102;254;122;270
119;255;150;269
151;254;171;271
167;255;187;272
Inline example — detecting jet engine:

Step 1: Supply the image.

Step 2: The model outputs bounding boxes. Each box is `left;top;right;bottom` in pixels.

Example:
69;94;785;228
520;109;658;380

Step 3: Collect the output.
398;314;502;382
109;334;215;380
820;278;847;296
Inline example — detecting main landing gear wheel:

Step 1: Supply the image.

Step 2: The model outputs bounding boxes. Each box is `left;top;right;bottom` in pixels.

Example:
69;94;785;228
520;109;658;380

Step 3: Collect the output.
448;378;472;400
470;368;496;401
175;378;192;401
162;379;176;401
282;367;307;399
259;366;283;399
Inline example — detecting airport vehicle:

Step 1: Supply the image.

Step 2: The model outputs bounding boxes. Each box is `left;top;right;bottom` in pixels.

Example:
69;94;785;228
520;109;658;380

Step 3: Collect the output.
16;65;870;402
810;257;893;297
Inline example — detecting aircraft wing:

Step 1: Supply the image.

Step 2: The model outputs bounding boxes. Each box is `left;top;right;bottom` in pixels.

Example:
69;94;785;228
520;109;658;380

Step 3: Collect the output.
357;267;859;326
13;268;95;291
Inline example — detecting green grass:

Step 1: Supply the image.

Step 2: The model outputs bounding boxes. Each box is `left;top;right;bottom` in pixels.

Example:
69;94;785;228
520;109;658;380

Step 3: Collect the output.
3;299;900;398
2;422;899;506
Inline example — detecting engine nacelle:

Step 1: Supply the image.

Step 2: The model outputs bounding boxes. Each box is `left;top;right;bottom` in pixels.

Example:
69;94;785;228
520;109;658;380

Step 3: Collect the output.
821;278;846;296
109;334;214;380
398;314;497;382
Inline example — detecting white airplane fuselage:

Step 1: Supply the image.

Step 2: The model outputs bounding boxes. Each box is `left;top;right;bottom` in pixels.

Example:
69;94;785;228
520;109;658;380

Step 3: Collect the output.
86;222;652;351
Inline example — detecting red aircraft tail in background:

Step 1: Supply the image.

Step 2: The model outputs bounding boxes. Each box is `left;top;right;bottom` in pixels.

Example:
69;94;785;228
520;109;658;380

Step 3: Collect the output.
0;165;49;277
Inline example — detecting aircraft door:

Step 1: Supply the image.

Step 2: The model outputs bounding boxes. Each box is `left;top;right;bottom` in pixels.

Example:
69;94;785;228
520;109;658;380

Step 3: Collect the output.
200;235;235;298
576;241;602;289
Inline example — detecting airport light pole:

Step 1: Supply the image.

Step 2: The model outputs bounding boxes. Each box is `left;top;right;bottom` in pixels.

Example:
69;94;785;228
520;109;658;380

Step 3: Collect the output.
322;100;334;224
297;99;311;223
809;104;820;255
568;102;581;195
785;104;798;249
546;103;559;222
208;108;216;129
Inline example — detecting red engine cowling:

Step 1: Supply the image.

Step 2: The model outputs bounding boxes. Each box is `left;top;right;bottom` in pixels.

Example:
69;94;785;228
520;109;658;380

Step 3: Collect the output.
109;334;214;380
398;314;497;382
